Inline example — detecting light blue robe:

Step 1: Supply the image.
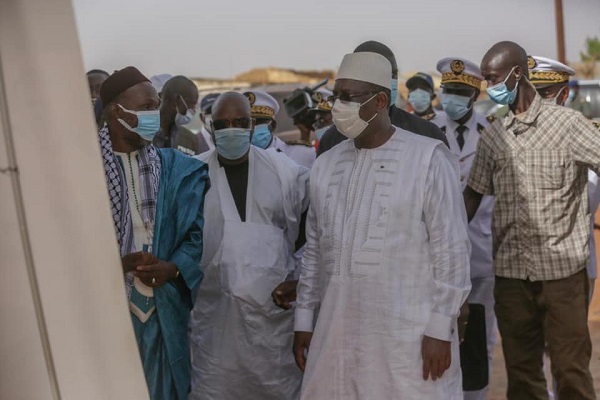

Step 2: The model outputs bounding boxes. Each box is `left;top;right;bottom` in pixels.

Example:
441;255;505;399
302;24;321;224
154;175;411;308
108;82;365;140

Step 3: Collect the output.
130;148;209;400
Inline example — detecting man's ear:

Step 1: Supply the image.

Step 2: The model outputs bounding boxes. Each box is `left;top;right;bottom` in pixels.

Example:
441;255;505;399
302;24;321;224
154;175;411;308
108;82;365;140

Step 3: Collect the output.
269;119;277;132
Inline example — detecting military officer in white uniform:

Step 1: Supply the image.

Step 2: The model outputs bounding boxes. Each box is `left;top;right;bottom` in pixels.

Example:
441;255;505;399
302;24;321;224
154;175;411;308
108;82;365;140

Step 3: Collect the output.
245;90;316;169
437;57;495;400
406;72;446;127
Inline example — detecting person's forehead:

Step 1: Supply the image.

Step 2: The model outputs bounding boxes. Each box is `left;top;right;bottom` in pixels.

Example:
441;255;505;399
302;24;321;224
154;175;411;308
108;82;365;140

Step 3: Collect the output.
120;82;159;103
213;97;251;119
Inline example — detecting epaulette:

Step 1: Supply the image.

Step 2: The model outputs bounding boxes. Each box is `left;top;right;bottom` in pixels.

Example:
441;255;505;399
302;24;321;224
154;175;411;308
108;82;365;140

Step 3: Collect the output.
422;113;436;121
486;115;496;124
285;139;312;148
593;120;600;131
477;123;486;134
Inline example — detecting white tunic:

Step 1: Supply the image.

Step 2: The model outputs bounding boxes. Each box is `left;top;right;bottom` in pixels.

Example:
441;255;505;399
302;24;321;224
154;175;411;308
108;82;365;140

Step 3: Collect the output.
190;147;309;400
295;128;471;400
440;111;494;279
270;135;316;169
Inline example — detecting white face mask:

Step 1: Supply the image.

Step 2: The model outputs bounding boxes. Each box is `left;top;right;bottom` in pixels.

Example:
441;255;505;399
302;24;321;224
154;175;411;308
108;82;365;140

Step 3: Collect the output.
331;94;378;139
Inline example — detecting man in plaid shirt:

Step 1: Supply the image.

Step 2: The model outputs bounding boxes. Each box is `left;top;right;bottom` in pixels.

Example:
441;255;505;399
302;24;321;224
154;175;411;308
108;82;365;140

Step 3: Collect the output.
464;41;599;400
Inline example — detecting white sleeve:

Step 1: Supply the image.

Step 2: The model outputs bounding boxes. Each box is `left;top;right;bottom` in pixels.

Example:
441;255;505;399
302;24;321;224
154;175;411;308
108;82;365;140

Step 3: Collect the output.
422;146;472;341
294;167;320;332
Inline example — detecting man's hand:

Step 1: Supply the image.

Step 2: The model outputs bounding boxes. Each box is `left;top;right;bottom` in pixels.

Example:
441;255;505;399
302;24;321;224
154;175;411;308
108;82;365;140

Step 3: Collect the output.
134;260;178;288
421;336;451;381
293;331;313;372
271;280;298;310
458;302;470;343
121;251;157;274
295;123;313;141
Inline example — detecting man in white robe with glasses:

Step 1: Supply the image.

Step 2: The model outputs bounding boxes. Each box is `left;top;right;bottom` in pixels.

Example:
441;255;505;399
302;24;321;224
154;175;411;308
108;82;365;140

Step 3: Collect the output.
293;52;471;400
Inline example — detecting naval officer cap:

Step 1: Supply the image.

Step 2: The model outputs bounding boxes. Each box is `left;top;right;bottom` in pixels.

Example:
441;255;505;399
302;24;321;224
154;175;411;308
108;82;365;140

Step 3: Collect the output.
336;52;392;89
528;55;575;88
311;88;334;112
243;90;280;120
436;57;483;90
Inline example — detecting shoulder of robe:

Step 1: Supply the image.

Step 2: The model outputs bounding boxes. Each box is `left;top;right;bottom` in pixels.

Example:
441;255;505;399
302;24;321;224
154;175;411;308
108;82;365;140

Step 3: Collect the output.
486;115;496;124
285;139;313;147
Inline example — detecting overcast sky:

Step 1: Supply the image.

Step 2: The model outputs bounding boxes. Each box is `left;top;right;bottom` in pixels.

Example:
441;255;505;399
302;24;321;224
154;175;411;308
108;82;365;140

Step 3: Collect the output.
72;0;600;79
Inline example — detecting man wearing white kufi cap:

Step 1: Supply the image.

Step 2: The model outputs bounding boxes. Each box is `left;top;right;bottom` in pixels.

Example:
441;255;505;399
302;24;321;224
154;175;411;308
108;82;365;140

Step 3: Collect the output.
245;89;316;168
436;57;496;400
293;52;471;399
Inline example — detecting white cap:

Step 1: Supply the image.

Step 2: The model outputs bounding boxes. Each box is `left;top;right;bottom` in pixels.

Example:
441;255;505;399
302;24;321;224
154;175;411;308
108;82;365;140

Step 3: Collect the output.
436;57;483;90
336;52;392;89
529;55;575;88
149;74;173;93
243;90;280;119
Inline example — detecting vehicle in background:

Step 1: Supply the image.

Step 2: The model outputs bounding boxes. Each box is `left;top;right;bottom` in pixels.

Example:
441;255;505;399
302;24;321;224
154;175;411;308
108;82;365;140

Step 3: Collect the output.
575;80;600;121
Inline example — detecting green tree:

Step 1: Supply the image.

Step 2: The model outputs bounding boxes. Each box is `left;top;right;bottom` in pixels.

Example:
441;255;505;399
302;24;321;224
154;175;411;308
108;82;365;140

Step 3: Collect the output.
580;36;600;78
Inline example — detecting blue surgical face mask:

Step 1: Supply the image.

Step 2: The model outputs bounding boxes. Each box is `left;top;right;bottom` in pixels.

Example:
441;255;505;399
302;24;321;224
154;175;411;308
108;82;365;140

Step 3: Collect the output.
486;66;519;105
390;78;398;107
214;128;251;160
315;125;331;140
441;94;472;121
174;96;198;128
408;89;432;113
250;123;272;149
117;104;160;142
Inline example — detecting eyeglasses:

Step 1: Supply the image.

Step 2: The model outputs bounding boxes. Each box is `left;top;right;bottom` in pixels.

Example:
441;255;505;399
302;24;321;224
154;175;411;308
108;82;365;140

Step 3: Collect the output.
327;91;379;103
212;117;252;131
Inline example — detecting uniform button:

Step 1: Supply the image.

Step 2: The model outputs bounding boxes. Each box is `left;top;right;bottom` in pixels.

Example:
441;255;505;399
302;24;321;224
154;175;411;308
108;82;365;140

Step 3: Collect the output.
460;176;465;182
459;157;466;162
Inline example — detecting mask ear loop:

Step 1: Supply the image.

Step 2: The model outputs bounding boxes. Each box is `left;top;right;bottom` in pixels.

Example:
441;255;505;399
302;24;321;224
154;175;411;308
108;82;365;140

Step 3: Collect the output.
361;93;381;123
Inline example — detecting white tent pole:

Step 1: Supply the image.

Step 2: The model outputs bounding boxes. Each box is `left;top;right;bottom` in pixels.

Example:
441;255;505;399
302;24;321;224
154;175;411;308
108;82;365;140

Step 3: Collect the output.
0;56;61;400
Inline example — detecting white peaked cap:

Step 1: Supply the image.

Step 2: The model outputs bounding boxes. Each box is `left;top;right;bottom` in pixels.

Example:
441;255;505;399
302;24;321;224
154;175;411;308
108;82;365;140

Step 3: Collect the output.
336;52;392;89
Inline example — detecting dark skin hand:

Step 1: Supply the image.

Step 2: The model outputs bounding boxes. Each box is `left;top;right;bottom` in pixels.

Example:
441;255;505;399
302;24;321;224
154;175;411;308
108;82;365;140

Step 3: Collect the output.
271;280;298;310
121;251;157;274
422;336;451;381
135;260;179;288
464;185;483;223
121;252;178;288
293;331;313;372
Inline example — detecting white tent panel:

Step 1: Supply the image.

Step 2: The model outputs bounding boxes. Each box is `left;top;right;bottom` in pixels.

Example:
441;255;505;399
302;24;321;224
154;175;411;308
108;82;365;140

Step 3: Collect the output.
0;0;149;398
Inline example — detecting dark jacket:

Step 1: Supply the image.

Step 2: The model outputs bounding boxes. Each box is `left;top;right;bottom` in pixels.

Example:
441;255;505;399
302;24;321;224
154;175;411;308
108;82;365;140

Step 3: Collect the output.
317;105;449;156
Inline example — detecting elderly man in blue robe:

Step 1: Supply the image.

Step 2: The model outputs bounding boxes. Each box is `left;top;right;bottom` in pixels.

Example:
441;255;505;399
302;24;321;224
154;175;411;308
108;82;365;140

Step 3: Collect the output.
97;66;209;400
